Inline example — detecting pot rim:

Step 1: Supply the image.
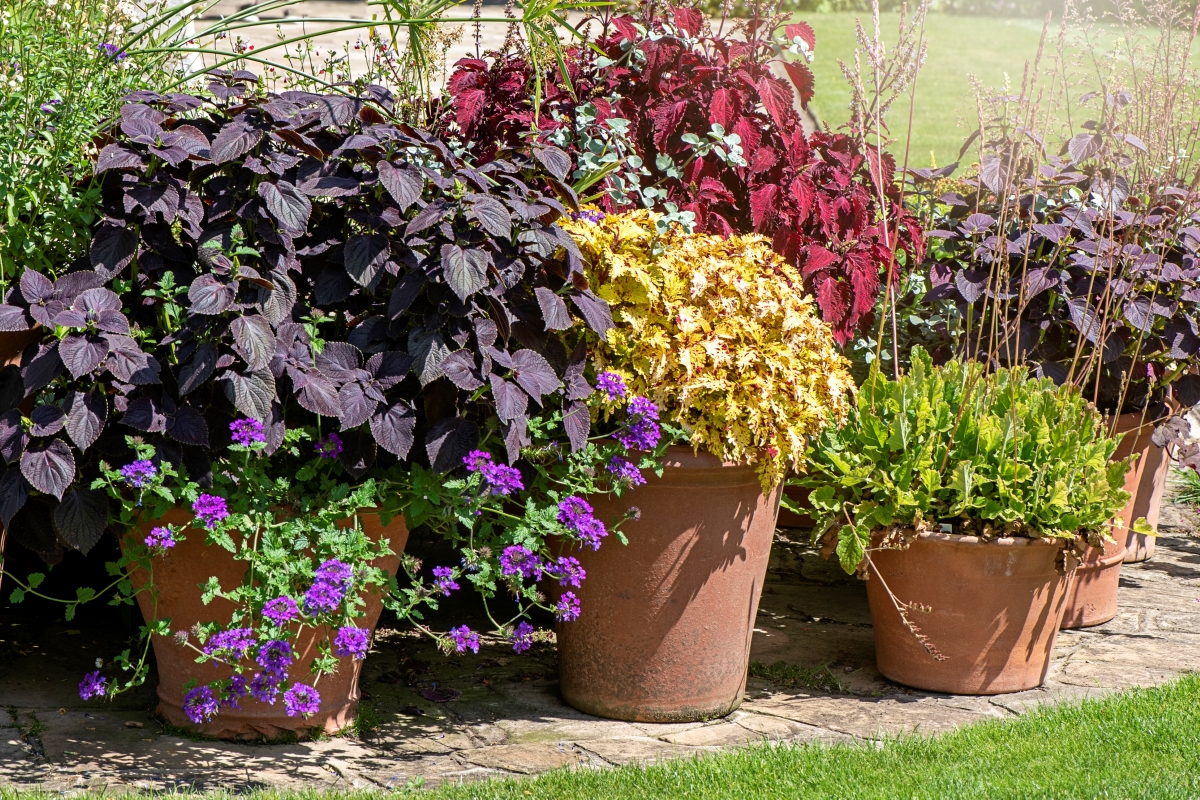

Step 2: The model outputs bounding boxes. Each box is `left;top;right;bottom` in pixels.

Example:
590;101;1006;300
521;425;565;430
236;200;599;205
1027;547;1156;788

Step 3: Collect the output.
884;529;1072;548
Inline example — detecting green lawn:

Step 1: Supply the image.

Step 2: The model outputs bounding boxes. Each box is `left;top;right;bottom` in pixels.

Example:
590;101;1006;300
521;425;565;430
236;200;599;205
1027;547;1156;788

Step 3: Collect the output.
802;13;1055;168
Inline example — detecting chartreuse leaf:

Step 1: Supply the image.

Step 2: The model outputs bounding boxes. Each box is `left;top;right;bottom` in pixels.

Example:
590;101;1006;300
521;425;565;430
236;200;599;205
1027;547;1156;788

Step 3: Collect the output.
1132;517;1157;536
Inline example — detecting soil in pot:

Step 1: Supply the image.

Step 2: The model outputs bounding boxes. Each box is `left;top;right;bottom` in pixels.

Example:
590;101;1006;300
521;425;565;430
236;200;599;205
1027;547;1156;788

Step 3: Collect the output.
865;531;1074;695
555;445;782;723
1060;536;1124;629
1111;413;1167;563
128;507;408;740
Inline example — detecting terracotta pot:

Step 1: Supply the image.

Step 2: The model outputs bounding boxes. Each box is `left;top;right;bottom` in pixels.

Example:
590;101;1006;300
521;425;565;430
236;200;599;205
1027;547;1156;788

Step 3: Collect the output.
1110;413;1168;563
865;531;1073;695
555;446;783;722
1060;536;1124;629
129;507;408;740
777;485;815;529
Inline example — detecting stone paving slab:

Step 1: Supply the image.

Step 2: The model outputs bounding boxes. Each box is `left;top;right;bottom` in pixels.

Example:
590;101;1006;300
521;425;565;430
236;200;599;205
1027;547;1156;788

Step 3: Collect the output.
3;502;1199;792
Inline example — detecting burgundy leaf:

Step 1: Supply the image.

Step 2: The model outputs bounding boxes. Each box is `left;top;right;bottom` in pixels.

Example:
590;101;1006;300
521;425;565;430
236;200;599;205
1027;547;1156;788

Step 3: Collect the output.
64;392;106;451
509;350;562;401
345;233;390;287
337;382;377;430
467;194;513;239
490;375;528;422
167;405;209;446
425;416;480;474
563;399;590;452
0;409;26;463
29;404;65;437
188;274;236;315
178;343;218;395
370;402;416;459
52;488;109;555
534;287;572;331
20;438;75;500
59;334;109;378
377;161;424;211
230;315;276;371
210;121;264;164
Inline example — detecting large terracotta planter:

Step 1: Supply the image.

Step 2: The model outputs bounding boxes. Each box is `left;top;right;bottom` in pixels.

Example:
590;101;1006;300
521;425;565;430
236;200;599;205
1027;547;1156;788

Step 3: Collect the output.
1110;413;1168;563
1060;536;1124;629
865;531;1073;695
555;446;783;722
129;507;408;740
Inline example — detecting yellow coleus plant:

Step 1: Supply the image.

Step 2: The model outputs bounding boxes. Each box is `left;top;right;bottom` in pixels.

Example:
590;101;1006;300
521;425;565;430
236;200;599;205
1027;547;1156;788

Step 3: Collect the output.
562;209;853;490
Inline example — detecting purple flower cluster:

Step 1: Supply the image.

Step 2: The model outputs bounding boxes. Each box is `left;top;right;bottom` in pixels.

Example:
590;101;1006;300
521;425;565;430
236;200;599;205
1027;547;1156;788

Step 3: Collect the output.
616;397;662;452
572;209;606;224
607;456;646;486
334;626;369;659
316;432;343;459
304;559;352;615
144;526;176;550
432;566;459;595
203;628;255;663
557;497;608;550
99;43;127;60
450;625;480;654
284;683;321;718
255;640;293;675
192;494;229;529
223;675;249;709
183;686;219;724
508;622;535;653
556;591;582;622
120;460;157;488
546;556;586;588
463;450;524;495
230;418;266;446
250;671;280;704
595;371;627;401
262;596;299;626
78;671;107;700
499;545;542;580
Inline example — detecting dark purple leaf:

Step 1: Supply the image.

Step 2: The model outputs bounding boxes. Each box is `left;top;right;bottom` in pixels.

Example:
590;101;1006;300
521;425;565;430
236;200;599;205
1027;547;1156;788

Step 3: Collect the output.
294;370;340;416
1033;223;1069;243
563;399;589;452
366;351;412;389
53;271;104;304
1022;267;1057;298
337;382;377;430
1174;375;1200;408
64;392;106;451
1165;319;1200;359
105;336;160;384
20;270;53;304
405;198;449;236
533;146;572;181
21;342;63;397
95;144;144;173
20;438;75;500
0;468;29;528
467;194;512;239
0;305;29;332
258;180;312;234
122;397;166;433
29;404;65;437
230;315;276;371
425;416;480;474
501;416;529;464
1068;297;1105;342
955;269;989;304
338;429;377;479
441;350;485;390
263;400;285;456
490;375;528;422
188;274;236;315
568;290;613;336
345;233;390;287
377;161;424;211
224;370;276;420
563;341;591;401
0;365;23;414
441;244;489;302
167;405;209;446
316;341;363;382
959;214;996;235
0;409;26;463
534;287;572;331
509;350;561;400
210;121;263;164
387;270;426;319
59;334;109;378
370;402;416;459
178;343;218;395
52;488;109;555
90;224;138;278
1124;297;1153;332
258;268;297;327
1068;132;1103;164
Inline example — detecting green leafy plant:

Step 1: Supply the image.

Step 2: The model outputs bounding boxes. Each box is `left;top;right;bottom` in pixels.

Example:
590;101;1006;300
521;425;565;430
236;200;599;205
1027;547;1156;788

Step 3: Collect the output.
797;348;1134;574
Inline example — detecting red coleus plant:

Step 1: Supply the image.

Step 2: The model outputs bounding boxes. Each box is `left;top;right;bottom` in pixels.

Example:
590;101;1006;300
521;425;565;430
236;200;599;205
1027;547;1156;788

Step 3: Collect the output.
438;4;925;343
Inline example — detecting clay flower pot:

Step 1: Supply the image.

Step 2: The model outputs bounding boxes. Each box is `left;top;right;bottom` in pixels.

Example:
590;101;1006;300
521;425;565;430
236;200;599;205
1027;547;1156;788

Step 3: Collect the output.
555;446;783;722
865;531;1073;695
129;507;408;740
1060;535;1124;629
1110;413;1168;563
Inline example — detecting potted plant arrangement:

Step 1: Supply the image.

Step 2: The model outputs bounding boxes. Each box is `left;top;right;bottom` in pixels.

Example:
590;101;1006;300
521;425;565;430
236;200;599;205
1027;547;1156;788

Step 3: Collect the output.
1;73;659;737
557;208;851;721
797;349;1131;694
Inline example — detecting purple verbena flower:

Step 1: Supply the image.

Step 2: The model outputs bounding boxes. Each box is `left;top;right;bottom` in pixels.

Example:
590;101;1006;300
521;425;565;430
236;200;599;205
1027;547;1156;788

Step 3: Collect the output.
449;625;480;654
463;450;493;472
250;672;279;704
480;462;523;496
78;671;107;700
557;497;608;550
144;526;176;550
547;556;586;588
571;209;606;224
432;566;459;595
303;580;344;616
316;432;343;459
283;683;320;718
120;460;157;488
183;686;219;724
315;559;353;590
223;675;248;709
556;591;582;622
192;494;229;529
333;626;369;659
255;640;293;677
203;628;255;662
230;418;266;446
99;43;127;60
40;103;56;114
262;597;299;626
595;371;626;401
508;622;535;654
607;456;646;486
616;397;662;452
499;545;542;580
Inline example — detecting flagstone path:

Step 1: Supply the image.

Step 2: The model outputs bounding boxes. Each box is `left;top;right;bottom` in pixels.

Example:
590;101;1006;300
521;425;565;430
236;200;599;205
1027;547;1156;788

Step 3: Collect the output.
3;496;1199;793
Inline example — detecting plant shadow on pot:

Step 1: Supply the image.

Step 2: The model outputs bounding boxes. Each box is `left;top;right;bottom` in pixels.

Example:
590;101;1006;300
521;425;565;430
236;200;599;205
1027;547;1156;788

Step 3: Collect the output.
555;446;782;722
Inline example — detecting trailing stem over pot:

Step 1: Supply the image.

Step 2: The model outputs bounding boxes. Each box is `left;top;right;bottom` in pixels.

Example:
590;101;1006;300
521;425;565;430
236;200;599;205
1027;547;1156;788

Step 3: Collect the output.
564;209;852;489
798;348;1136;575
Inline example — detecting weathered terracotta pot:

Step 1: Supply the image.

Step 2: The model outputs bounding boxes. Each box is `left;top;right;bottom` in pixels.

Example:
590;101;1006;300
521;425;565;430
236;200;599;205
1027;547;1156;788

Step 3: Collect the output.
1060;536;1124;629
129;507;408;740
1110;413;1168;563
865;531;1073;695
555;446;783;722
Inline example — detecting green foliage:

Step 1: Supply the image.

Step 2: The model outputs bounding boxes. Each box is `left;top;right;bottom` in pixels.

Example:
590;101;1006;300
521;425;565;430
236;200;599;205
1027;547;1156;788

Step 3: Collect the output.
797;349;1132;573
